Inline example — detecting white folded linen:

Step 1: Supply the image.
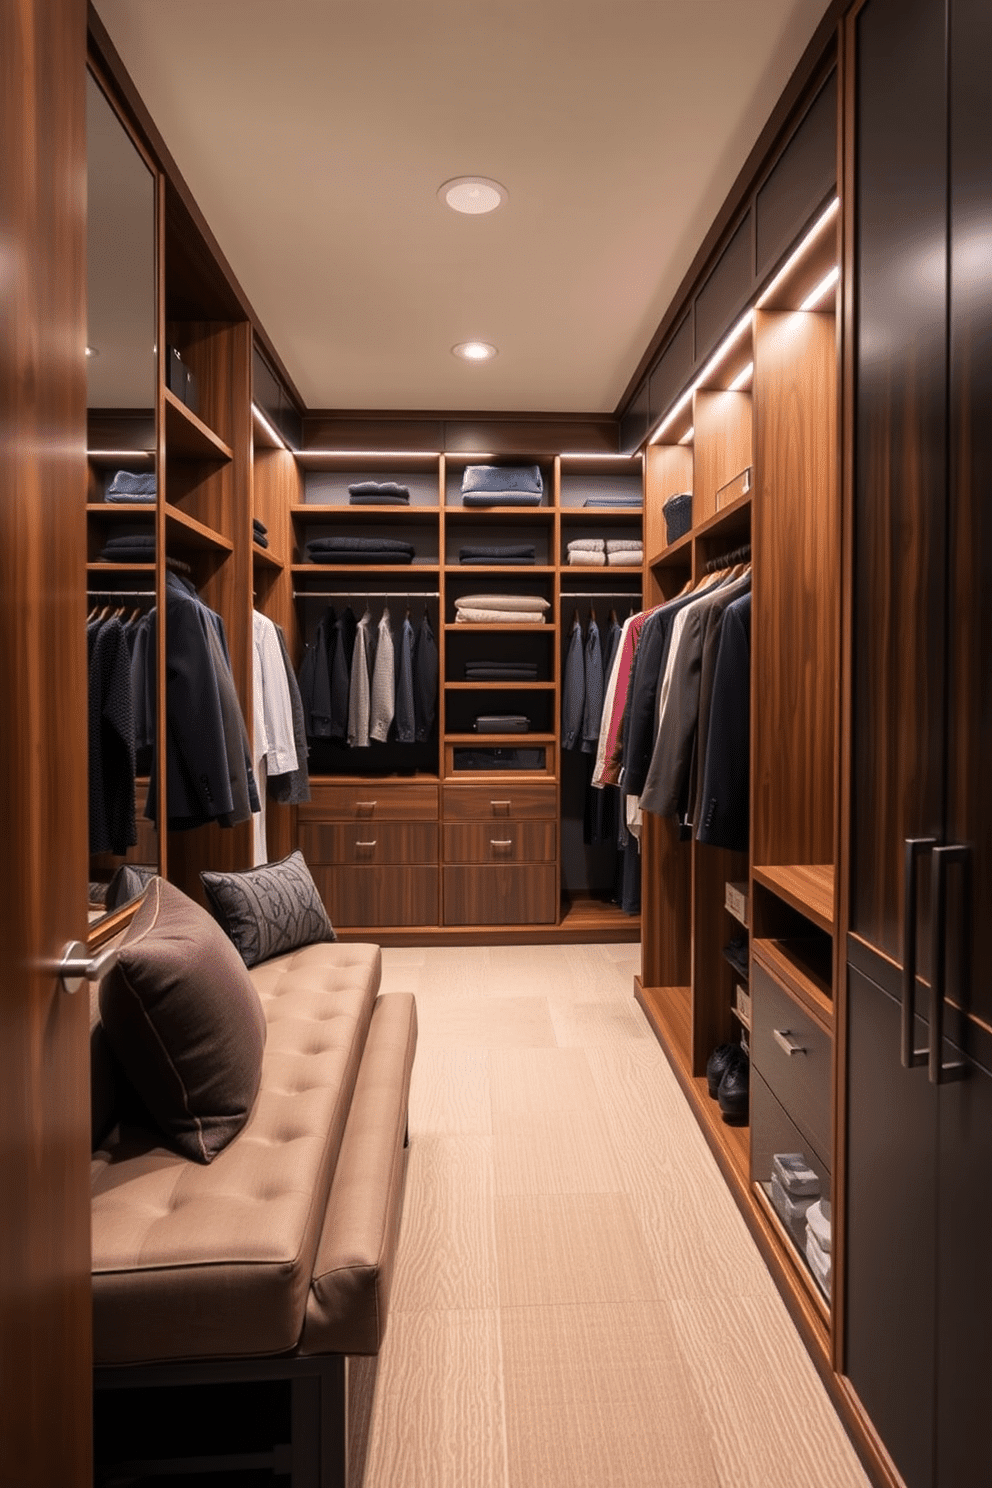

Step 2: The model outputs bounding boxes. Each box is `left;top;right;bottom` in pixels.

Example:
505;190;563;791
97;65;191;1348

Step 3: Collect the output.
455;593;550;613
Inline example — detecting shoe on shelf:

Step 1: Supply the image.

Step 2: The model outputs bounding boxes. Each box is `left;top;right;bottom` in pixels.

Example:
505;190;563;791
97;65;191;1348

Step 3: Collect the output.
718;1051;750;1124
706;1042;744;1099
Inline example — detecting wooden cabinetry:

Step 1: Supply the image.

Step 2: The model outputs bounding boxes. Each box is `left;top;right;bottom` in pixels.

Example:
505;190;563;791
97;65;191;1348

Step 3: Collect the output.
441;781;557;926
842;2;992;1483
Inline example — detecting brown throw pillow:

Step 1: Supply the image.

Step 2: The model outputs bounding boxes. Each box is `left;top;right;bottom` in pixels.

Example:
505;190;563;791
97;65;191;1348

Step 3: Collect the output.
98;877;267;1163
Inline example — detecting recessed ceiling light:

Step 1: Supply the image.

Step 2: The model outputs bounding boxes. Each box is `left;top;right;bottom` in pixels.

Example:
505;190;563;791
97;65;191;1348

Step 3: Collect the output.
452;341;497;362
439;177;507;215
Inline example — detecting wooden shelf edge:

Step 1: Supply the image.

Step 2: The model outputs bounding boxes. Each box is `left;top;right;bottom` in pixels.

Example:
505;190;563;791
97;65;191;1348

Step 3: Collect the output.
86;502;156;516
753;862;835;932
252;543;284;570
752;1179;831;1324
164;503;234;553
164;387;233;462
445;733;555;745
445;681;554;692
291;564;439;575
291;504;442;518
752;937;834;1030
335;916;638;947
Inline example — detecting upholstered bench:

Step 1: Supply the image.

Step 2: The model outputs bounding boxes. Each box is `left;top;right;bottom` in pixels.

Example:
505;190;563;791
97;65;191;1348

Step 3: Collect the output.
89;868;417;1488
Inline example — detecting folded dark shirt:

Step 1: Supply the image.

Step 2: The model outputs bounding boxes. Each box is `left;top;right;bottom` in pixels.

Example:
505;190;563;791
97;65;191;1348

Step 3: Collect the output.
461;464;543;495
98;545;156;563
459;555;535;564
459;545;536;559
102;532;155;547
582;496;643;507
253;518;268;535
461;491;542;507
348;481;411;498
307;549;414;565
348;493;412;505
305;535;415;553
107;471;156;497
254;533;269;549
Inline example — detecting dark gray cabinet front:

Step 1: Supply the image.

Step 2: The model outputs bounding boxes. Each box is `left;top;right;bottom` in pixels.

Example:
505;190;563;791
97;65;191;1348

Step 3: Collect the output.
845;0;992;1483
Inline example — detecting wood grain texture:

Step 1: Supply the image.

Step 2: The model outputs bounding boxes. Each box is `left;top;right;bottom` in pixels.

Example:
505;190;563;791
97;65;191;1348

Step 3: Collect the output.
493;1108;624;1196
301;820;438;865
313;863;439;927
639;812;691;988
692;843;748;1074
751;862;835;931
500;1301;721;1488
495;1193;659;1308
670;1295;869;1488
443;820;555;863
644;442;693;560
693;389;753;525
1;3;92;1482
389;1134;499;1314
363;1309;507;1488
752;308;838;869
442;863;557;925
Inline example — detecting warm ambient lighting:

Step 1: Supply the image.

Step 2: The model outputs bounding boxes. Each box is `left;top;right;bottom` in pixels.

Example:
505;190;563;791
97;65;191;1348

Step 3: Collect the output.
679;426;694;445
756;196;840;308
452;341;497;362
648;309;753;445
729;361;754;392
439;177;507;215
251;403;288;450
88;449;154;459
800;265;840;311
86;345;99;357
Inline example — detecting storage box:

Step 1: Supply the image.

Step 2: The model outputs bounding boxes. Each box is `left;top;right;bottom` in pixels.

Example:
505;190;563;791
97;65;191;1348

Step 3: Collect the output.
716;466;752;508
662;491;692;544
725;880;749;926
772;1151;820;1197
735;982;752;1026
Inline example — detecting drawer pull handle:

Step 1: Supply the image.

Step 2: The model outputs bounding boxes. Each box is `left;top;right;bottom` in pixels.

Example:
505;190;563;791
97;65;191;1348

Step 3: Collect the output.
491;838;513;848
490;799;511;815
773;1028;807;1057
355;840;377;849
356;801;377;817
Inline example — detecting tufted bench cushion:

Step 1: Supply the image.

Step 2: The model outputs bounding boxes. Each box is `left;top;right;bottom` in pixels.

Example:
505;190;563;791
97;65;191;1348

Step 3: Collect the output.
92;942;382;1366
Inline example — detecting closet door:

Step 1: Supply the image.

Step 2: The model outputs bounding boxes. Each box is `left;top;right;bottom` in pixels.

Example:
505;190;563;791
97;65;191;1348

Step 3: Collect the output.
2;0;93;1481
845;0;947;1482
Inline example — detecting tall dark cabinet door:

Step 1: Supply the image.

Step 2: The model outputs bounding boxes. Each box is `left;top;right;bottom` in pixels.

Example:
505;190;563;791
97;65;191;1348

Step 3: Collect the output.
845;970;937;1488
947;0;992;1032
849;0;948;982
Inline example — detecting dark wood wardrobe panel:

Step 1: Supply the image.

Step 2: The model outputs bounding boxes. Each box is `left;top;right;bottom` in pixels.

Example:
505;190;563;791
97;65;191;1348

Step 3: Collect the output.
752;308;837;871
692;390;752;525
849;0;948;970
947;0;992;1032
1;1;92;1483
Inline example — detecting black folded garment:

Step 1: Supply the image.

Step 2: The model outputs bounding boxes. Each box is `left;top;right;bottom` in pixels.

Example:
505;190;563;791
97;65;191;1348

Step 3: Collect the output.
348;493;413;505
305;535;415;554
459;545;536;559
254;532;270;549
252;516;268;533
465;666;538;681
306;549;414;565
474;715;530;733
99;533;156;562
348;481;411;499
582;496;643;508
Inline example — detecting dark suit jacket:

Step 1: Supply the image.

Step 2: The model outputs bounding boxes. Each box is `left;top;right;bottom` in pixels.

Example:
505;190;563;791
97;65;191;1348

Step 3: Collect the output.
696;592;751;851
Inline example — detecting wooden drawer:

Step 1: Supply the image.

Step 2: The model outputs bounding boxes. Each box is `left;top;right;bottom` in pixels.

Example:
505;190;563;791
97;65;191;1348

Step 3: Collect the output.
301;782;439;822
442;864;556;925
313;865;438;928
752;961;832;1167
442;782;557;821
443;820;555;863
300;821;438;866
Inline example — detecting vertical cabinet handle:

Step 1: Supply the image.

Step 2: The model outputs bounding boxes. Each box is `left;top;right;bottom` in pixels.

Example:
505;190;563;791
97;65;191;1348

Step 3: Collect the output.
902;837;936;1068
929;844;970;1086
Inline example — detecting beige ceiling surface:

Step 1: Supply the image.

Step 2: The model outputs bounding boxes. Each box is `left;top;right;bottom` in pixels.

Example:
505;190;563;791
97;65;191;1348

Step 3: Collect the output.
94;0;830;414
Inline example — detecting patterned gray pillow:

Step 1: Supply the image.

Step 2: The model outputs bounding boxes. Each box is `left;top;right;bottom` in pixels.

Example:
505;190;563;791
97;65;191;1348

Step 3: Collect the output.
201;850;336;968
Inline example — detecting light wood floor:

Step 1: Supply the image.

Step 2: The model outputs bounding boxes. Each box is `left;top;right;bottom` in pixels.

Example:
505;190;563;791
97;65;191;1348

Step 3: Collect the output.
367;942;869;1488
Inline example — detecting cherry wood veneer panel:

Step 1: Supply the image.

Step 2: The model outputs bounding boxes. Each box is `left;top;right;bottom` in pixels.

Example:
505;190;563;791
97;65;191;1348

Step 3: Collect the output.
644;443;693;561
443;865;557;925
752;309;837;871
1;2;92;1482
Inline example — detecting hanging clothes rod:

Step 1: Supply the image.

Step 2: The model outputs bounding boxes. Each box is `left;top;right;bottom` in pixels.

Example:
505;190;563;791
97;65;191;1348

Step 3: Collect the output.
559;590;642;599
292;589;440;599
86;588;155;598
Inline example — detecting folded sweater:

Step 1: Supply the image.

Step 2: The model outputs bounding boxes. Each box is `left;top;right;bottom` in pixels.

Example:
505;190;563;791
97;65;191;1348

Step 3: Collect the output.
462;464;543;495
568;550;606;566
456;608;547;624
566;538;605;552
461;491;543;507
455;594;549;613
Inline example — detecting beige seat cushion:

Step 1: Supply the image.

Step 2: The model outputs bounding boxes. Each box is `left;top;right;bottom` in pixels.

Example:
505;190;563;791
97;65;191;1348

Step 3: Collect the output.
92;943;381;1365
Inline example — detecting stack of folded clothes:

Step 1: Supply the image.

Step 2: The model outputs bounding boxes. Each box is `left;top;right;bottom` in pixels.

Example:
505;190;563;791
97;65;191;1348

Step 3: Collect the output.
805;1197;832;1298
348;481;411;505
582;492;643;509
566;539;605;566
304;536;415;564
454;593;549;624
606;538;643;565
769;1152;821;1246
253;517;269;549
459;544;536;565
465;659;539;682
461;465;543;507
98;532;156;564
106;470;156;504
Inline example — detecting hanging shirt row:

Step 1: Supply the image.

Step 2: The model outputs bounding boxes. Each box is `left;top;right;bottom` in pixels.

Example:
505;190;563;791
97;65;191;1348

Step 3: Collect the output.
592;561;752;852
298;602;438;749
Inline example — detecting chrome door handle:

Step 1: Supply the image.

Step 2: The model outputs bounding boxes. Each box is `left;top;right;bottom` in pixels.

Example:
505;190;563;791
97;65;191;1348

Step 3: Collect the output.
929;844;969;1085
773;1028;807;1056
902;837;936;1068
57;940;119;995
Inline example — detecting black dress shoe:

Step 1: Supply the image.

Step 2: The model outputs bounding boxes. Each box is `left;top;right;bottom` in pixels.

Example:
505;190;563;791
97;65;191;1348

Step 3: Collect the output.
718;1051;750;1123
706;1043;743;1099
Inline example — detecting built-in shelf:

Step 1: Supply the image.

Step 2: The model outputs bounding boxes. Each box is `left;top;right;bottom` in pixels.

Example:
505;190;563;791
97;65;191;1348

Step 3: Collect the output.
445;681;554;692
293;504;441;522
292;564;439;576
87;562;155;575
445;732;556;745
754;1181;830;1321
752;936;833;1029
443;622;553;633
164;387;233;463
252;543;283;570
164;503;233;553
752;863;834;932
86;502;156;518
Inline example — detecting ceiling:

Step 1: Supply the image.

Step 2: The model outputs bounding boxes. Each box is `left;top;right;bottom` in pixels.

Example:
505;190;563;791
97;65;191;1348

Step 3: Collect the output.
93;0;831;416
